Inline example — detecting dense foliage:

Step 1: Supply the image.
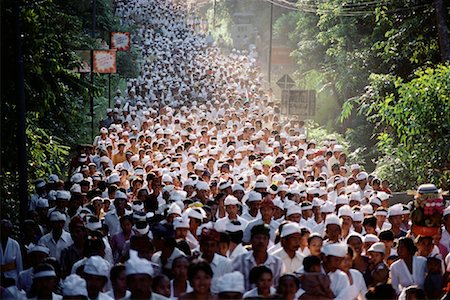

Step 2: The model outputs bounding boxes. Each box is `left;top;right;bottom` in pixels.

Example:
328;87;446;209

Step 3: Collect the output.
1;0;139;222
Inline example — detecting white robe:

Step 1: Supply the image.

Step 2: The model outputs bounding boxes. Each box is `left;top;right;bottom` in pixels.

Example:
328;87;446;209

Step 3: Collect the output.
0;237;23;281
390;256;427;294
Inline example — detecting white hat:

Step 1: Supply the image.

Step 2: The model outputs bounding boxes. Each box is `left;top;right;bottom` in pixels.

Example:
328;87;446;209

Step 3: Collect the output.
48;174;59;183
353;211;364;222
377;192;391;201
321;201;336;213
254;180;268;189
36;197;49;208
338;205;353;218
281;222;301;238
325;214;341;226
84;256;110;278
49;210;67;222
322;243;347;257
108;173;120;184
312;198;325;207
286;205;302;217
356;172;368;181
173;216;190;229
364;234;380;243
115;190;127;200
86;216;102;231
375;208;388;217
196;181;210;191
27;244;50;255
224;195;239;206
70;184;81;194
232;184;244;192
361;204;374;215
349;192;362;203
125;250;154;277
252;162;263;171
219;181;232;190
369;197;382;206
350;164;360;171
335;195;349;205
388;203;403;217
225;221;244;233
214;271;245;294
246;191;262;203
167;203;182;216
187;207;206;220
56;190;71;200
71;173;83;183
62;275;88;297
367;242;385;254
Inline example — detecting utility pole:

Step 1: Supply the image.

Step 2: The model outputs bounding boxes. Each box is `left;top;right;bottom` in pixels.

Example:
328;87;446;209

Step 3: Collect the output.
268;2;273;85
90;0;96;141
213;0;216;28
13;0;28;225
434;0;450;61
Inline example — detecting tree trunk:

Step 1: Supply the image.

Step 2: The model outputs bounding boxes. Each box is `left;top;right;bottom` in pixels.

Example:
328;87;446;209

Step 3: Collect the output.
434;0;450;61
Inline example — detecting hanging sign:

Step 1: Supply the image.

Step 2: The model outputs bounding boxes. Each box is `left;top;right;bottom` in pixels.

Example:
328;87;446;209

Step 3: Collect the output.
93;50;117;73
111;32;131;51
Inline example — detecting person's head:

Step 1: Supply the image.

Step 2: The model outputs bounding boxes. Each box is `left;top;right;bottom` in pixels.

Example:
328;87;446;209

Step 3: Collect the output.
120;215;134;234
69;216;87;243
339;246;354;273
322;243;347;272
397;237;417;260
152;274;170;298
172;255;189;280
277;274;300;299
346;234;363;256
402;286;426;300
378;230;394;249
250;224;270;252
363;216;377;235
303;255;322;273
199;228;220;261
110;264;127;294
125;251;155;299
216;272;245;300
281;223;301;253
365;284;396;300
27;245;50;268
32;263;58;297
416;235;434;257
188;259;213;294
427;256;442;274
307;234;323;256
367;242;386;265
249;266;273;292
82;256;109;298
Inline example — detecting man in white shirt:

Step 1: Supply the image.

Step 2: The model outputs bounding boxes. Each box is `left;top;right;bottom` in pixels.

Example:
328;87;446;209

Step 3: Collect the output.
215;195;248;232
38;211;73;262
272;222;305;274
199;228;233;279
0;219;23;282
321;243;351;300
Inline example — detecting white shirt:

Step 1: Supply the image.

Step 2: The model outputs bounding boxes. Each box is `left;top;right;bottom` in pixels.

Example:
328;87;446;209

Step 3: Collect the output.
328;269;351;300
347;268;368;300
38;230;73;261
206;253;233;279
271;248;304;274
152;247;186;270
243;287;276;298
390;256;427;294
0;237;23;281
214;215;248;233
226;243;248;261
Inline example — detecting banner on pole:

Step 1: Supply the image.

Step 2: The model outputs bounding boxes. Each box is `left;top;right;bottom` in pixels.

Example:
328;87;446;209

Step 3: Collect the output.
93;50;117;73
74;50;92;73
111;32;130;51
280;89;316;117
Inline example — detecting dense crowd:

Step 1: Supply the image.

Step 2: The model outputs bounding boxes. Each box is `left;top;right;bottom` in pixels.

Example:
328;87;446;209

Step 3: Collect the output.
1;0;449;299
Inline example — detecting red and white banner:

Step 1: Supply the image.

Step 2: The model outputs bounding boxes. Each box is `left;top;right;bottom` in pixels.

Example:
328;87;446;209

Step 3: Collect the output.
93;50;117;73
111;32;130;51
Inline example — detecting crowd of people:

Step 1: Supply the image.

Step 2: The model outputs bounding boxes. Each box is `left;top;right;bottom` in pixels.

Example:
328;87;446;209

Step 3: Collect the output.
1;0;449;299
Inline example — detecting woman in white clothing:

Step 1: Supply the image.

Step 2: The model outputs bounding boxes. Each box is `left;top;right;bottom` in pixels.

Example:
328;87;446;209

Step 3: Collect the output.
339;247;368;300
390;237;427;295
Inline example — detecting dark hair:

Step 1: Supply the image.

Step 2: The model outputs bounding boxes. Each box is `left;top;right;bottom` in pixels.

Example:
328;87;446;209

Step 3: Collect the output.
366;283;396;299
251;224;270;239
363;216;377;228
303;255;321;273
347;246;354;259
277;274;300;293
378;230;394;242
110;264;125;282
152;274;169;291
249;266;272;284
120;215;134;225
187;259;213;281
307;234;323;245
219;232;230;245
398;237;418;254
